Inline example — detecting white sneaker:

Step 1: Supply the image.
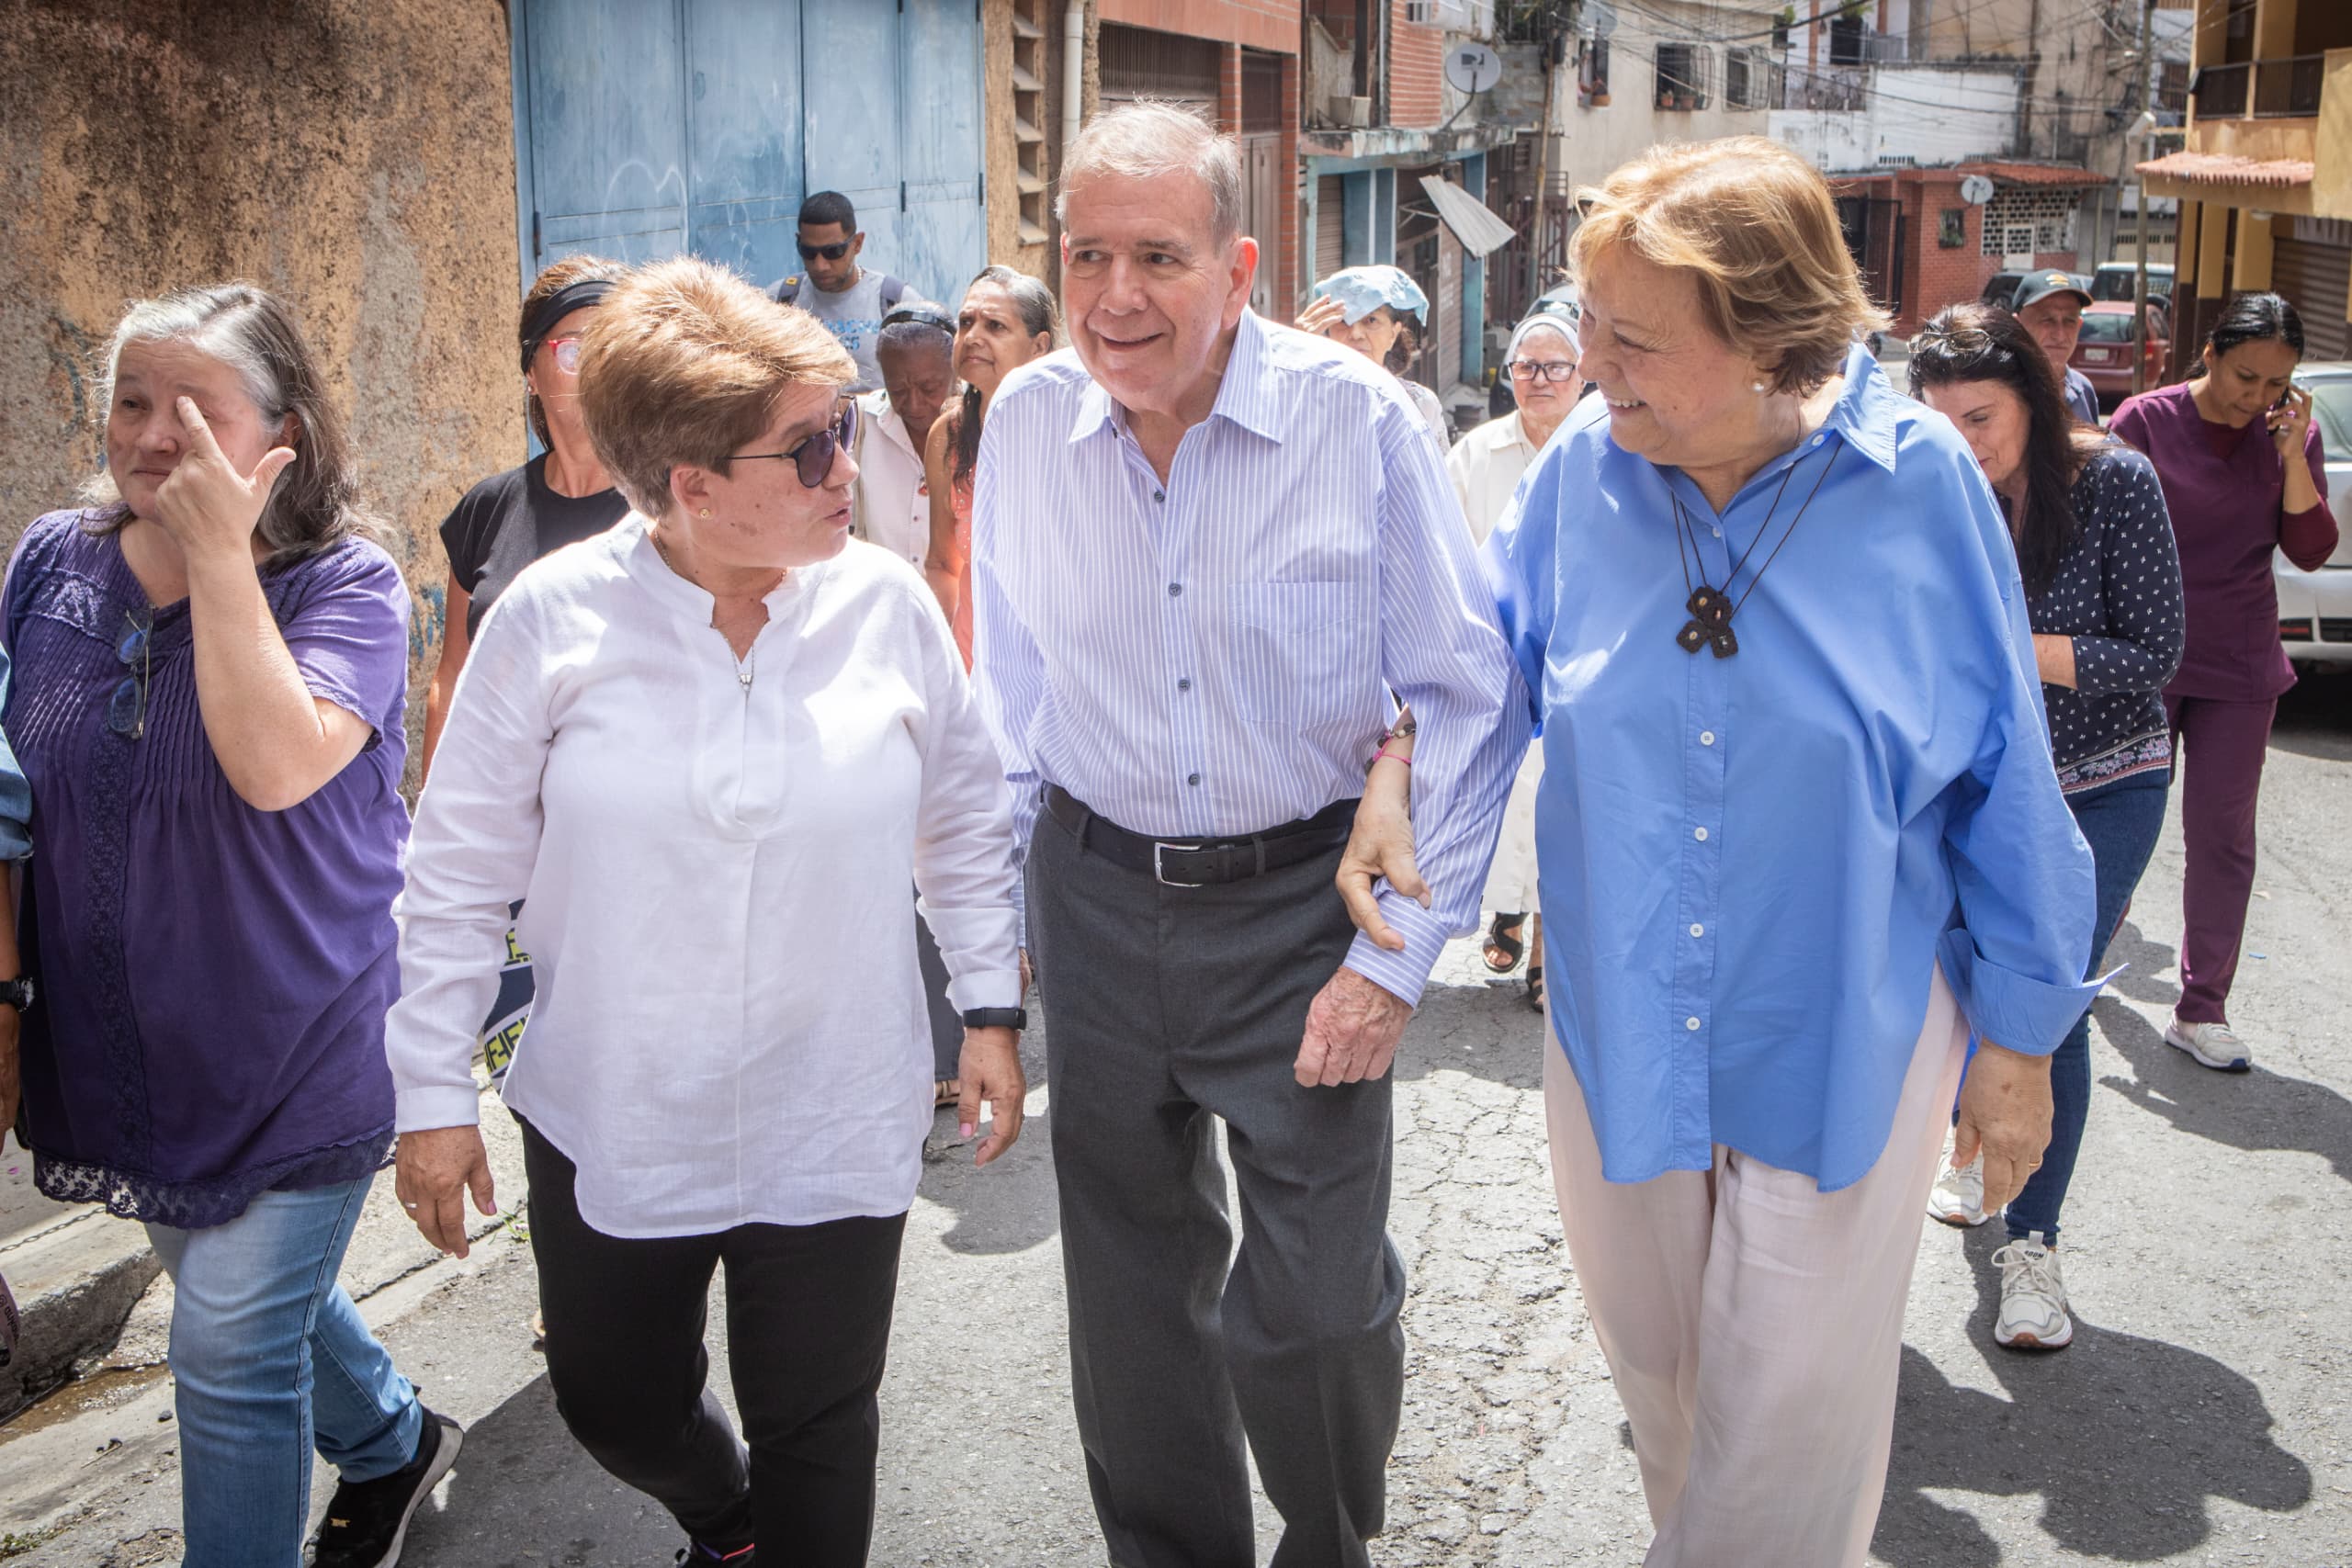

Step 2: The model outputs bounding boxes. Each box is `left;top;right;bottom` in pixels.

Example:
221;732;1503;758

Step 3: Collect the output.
1927;1146;1991;1228
1991;1232;2074;1349
2165;1017;2252;1073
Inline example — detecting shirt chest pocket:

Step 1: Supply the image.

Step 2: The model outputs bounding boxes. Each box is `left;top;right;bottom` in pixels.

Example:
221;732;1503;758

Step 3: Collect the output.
1225;582;1358;732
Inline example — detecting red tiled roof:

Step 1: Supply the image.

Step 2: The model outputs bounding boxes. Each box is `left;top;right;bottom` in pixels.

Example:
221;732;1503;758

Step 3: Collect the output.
2134;151;2314;188
1956;162;2113;187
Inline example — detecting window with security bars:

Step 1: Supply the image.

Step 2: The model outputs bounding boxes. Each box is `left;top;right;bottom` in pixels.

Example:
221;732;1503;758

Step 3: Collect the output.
1724;50;1775;108
1656;43;1710;109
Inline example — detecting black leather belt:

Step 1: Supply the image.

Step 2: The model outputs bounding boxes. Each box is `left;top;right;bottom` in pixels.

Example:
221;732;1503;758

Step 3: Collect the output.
1045;785;1358;888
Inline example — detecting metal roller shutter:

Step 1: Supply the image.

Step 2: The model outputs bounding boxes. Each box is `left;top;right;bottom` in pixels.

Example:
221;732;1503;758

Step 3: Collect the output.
2272;236;2352;362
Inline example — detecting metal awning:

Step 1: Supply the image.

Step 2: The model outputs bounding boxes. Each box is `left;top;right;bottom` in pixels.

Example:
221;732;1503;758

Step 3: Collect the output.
1419;175;1516;258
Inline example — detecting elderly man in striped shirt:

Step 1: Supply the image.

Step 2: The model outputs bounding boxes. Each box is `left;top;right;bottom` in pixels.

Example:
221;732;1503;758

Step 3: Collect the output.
970;103;1527;1568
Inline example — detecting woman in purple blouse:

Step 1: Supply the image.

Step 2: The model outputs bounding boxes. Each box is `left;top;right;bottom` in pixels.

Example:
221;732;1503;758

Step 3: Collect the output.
0;285;456;1568
2109;292;2338;1075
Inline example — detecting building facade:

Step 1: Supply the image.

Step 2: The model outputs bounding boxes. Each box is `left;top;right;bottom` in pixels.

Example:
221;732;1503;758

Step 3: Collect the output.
2138;0;2352;363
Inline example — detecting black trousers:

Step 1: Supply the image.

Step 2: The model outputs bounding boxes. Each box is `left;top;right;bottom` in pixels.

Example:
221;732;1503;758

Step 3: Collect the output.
518;1118;907;1562
1026;807;1407;1568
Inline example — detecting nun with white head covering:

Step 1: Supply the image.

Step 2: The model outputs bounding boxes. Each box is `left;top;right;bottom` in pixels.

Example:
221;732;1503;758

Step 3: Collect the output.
1448;303;1588;1005
1298;264;1453;449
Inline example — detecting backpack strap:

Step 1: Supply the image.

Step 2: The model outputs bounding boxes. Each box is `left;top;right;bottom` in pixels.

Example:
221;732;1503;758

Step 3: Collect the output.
771;274;803;307
879;275;907;314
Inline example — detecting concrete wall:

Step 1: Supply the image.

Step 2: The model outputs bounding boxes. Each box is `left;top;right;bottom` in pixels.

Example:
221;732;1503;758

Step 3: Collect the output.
0;0;522;759
1536;0;1779;199
1770;66;2021;172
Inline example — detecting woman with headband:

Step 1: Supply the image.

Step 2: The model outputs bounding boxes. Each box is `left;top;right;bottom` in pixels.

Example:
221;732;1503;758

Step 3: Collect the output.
424;256;630;777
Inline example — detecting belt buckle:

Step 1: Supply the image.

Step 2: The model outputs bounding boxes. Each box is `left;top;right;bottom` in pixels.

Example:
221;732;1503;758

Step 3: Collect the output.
1153;840;1209;887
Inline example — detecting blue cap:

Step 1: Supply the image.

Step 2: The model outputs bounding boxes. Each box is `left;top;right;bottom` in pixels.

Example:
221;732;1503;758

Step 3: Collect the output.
1311;265;1430;326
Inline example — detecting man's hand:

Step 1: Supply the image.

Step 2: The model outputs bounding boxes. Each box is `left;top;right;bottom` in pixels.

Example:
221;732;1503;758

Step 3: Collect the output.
1336;757;1427;953
1295;966;1414;1088
1952;1037;2054;1215
956;1026;1026;1167
394;1124;498;1258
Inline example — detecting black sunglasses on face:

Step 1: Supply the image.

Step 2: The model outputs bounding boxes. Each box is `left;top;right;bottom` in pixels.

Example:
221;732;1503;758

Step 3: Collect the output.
108;606;155;740
733;400;860;488
797;240;854;263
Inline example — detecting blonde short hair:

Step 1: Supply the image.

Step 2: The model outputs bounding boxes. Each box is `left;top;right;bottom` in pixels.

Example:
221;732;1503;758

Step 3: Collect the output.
576;256;855;516
1569;137;1887;396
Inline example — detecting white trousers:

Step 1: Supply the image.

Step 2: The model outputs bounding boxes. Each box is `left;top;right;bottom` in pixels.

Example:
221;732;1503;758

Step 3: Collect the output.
1544;969;1966;1568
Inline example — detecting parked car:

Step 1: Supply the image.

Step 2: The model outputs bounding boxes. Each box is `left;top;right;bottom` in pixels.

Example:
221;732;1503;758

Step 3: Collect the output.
2276;361;2352;671
2091;261;2175;310
2071;301;2172;411
1980;270;2030;310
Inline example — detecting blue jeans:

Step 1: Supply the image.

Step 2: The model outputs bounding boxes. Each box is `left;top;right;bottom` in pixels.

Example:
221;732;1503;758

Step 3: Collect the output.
2005;771;2170;1244
146;1175;424;1568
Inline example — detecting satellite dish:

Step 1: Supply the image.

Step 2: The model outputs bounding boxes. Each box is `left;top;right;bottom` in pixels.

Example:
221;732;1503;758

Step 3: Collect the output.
1587;0;1620;38
1960;175;1996;205
1446;41;1503;96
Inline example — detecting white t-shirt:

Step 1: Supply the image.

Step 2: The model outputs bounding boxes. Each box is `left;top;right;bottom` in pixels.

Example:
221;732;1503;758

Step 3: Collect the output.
387;520;1022;1237
797;270;890;391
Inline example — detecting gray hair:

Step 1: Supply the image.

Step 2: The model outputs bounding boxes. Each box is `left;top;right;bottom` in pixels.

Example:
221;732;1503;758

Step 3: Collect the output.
83;283;381;563
1056;100;1244;246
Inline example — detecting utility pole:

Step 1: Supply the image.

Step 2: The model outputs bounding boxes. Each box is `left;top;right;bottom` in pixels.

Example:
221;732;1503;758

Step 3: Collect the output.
2132;0;2155;396
1528;27;1556;310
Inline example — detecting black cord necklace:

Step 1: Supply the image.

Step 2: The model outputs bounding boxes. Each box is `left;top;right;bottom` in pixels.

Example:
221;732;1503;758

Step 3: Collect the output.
1670;440;1841;659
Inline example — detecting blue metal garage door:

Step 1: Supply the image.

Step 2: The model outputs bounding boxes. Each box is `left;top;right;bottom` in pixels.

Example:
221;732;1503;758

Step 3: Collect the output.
511;0;986;304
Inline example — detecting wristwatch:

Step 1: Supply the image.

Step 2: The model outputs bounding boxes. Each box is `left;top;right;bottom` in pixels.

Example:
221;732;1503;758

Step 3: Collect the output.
961;1007;1028;1032
0;976;33;1015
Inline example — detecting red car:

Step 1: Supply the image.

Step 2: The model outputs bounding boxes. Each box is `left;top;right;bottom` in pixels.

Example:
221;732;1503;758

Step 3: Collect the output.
2070;301;2171;412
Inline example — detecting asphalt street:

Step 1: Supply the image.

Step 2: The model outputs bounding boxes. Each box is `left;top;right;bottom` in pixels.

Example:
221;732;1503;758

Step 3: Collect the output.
4;671;2347;1567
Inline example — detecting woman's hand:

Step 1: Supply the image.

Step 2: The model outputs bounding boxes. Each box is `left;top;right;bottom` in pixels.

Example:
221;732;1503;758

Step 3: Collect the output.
395;1124;499;1258
1337;754;1427;953
149;398;295;563
1952;1038;2053;1215
2030;633;2076;689
956;1026;1026;1167
1296;296;1347;339
2267;381;2313;462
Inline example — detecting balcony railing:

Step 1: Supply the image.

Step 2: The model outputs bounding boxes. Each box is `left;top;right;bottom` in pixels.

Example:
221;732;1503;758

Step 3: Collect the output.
2192;54;2324;120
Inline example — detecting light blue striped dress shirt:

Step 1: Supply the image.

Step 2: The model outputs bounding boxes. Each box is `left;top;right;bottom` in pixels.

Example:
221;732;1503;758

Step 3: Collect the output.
970;310;1530;1003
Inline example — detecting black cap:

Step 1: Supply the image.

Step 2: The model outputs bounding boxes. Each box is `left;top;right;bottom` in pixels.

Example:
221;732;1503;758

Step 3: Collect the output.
2011;270;2094;311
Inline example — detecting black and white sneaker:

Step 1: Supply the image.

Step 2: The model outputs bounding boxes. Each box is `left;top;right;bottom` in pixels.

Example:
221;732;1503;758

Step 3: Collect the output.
674;1543;757;1565
309;1404;462;1567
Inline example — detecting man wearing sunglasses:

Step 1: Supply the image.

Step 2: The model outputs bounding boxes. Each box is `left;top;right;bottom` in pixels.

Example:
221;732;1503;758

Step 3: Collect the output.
770;190;911;394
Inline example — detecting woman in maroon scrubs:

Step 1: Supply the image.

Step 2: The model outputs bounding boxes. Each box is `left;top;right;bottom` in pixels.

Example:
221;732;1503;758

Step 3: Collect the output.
2109;292;2337;1072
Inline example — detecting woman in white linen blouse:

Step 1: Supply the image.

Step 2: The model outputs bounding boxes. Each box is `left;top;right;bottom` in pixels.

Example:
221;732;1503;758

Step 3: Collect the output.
387;256;1024;1565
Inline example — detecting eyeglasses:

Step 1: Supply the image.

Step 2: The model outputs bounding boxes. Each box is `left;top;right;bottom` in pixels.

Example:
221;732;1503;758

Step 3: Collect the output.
1507;359;1581;383
733;400;860;488
107;606;155;740
880;304;956;333
545;335;585;375
797;240;854;263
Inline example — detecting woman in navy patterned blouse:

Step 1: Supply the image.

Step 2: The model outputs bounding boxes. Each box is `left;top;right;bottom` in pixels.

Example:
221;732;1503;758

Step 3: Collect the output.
1911;301;2185;1352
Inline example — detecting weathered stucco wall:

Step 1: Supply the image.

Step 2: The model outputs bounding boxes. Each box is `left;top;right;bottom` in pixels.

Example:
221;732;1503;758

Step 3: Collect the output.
0;0;522;758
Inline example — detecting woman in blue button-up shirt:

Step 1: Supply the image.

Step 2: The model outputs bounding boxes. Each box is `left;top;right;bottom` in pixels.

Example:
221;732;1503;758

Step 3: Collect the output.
1345;138;2098;1565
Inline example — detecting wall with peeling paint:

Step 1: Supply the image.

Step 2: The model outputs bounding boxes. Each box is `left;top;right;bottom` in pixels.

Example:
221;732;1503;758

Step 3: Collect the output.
0;0;523;775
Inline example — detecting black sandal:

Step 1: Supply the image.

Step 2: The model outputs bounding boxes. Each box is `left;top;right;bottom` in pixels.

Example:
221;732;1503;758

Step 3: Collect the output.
1484;913;1527;974
1523;964;1545;1012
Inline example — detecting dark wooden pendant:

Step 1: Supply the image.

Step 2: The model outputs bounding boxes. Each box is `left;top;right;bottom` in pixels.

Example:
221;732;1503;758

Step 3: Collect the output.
1677;585;1739;658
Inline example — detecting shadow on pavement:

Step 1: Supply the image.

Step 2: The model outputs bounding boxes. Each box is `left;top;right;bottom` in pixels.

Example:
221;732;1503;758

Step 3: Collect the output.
1876;1225;2312;1567
915;1032;1062;1257
2093;995;2352;1183
400;1373;681;1566
2100;918;2181;1010
1391;976;1549;1092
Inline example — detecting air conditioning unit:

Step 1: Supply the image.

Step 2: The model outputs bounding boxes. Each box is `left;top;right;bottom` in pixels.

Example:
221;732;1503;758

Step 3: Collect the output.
1332;95;1374;128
